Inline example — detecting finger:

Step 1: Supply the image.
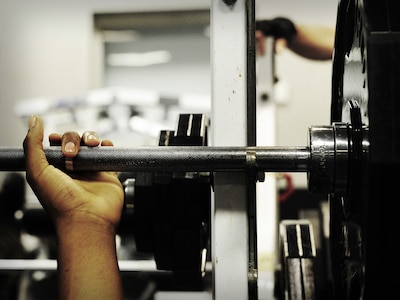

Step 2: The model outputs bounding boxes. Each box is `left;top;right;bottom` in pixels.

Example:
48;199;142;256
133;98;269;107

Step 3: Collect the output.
275;38;288;54
100;139;114;147
81;131;100;147
49;133;62;146
255;30;264;39
23;115;49;184
256;41;265;56
61;131;81;158
255;31;266;56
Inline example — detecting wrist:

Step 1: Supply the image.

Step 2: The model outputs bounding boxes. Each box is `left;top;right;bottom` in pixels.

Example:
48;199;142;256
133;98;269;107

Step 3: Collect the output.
54;213;117;243
54;213;123;300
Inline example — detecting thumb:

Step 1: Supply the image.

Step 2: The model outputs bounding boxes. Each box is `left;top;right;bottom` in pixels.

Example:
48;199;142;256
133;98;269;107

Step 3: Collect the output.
23;115;49;184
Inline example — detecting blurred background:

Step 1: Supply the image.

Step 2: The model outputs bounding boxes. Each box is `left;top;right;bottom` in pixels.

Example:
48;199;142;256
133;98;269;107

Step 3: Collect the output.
0;0;337;185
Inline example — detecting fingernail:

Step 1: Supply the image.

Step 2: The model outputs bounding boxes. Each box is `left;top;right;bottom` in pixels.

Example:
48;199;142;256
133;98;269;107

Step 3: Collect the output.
86;134;97;141
64;141;76;153
29;115;37;129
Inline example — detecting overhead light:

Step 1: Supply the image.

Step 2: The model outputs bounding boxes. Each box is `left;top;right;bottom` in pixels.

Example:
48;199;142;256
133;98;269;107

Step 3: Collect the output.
107;50;172;67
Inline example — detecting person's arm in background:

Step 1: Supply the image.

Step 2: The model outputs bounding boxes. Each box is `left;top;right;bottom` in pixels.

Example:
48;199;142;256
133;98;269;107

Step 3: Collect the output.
256;17;335;61
23;115;124;300
288;24;335;60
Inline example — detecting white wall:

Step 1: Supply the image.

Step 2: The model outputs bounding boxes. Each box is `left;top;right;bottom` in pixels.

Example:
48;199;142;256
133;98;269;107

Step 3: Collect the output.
0;0;210;147
0;0;339;188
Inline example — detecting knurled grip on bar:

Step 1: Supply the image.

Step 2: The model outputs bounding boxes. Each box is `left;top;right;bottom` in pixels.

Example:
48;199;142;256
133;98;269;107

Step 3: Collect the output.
0;124;368;194
0;146;310;173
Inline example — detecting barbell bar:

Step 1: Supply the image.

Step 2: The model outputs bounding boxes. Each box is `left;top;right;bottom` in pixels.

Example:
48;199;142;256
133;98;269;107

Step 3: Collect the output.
0;145;310;173
0;123;369;194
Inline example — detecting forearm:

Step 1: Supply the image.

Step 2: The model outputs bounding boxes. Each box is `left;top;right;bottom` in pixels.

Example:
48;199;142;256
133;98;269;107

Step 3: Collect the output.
289;25;335;60
55;219;123;300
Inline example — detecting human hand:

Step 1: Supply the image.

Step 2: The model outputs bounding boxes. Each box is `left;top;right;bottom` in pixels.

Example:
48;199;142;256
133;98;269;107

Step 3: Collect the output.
256;17;297;56
23;115;124;232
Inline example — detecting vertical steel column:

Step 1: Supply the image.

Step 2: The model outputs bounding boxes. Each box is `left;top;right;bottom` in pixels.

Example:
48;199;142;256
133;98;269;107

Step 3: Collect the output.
256;37;278;300
211;1;257;299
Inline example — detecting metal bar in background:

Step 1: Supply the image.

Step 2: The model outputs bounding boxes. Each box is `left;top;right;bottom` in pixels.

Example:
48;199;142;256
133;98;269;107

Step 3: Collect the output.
256;36;279;300
0;259;213;273
211;0;256;299
245;1;258;298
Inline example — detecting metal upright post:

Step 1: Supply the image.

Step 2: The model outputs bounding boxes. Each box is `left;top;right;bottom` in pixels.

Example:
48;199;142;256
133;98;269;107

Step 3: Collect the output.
210;0;257;299
256;37;278;299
